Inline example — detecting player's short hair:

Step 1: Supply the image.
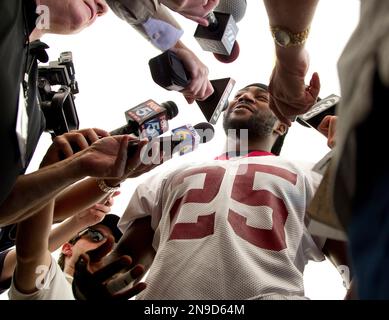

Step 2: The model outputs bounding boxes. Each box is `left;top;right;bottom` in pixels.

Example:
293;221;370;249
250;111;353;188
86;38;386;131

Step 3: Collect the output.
243;83;288;155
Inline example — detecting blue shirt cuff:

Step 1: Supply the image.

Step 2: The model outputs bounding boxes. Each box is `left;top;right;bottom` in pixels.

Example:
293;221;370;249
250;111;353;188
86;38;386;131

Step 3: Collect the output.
142;17;184;51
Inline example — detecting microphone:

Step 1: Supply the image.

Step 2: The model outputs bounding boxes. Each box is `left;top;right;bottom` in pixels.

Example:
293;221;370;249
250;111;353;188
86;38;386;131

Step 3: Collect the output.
160;122;215;160
129;122;215;160
194;0;247;63
214;0;247;23
296;94;340;130
170;122;215;155
149;50;235;124
110;100;179;139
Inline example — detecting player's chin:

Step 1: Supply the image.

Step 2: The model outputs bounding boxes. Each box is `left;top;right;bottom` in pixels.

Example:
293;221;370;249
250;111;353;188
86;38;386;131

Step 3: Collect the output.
227;112;252;124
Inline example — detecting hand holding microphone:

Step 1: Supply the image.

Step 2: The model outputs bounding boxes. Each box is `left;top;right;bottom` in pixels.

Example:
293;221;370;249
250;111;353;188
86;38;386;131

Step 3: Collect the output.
296;94;340;149
127;122;215;164
110;99;179;139
159;0;220;26
296;94;339;130
169;42;214;103
102;99;178;186
149;50;235;124
194;0;247;63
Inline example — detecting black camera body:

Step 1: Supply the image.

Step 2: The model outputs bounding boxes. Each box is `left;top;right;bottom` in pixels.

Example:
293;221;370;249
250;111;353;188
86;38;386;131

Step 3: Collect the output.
38;51;80;137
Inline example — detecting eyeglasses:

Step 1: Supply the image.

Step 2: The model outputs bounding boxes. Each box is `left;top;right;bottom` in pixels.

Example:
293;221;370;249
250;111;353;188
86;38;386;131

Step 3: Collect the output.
77;228;105;243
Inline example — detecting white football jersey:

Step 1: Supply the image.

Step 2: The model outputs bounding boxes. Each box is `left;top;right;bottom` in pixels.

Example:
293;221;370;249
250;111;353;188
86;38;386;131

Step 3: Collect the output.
119;153;325;300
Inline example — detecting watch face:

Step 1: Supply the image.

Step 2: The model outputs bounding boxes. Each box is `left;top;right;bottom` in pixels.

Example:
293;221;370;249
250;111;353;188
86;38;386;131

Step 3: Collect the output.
274;30;290;47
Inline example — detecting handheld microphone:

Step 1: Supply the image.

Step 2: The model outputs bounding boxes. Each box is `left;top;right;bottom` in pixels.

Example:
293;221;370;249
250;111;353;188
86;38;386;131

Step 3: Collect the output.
194;0;247;62
130;122;215;161
296;94;340;130
160;122;215;159
110;100;179;139
149;51;235;124
214;0;247;23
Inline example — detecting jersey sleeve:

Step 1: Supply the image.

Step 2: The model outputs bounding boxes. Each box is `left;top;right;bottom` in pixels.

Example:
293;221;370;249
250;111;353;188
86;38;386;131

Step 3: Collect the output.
299;161;327;261
118;171;169;234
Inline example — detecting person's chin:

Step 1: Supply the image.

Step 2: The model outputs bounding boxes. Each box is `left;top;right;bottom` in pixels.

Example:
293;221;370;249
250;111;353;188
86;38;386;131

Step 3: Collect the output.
228;112;251;123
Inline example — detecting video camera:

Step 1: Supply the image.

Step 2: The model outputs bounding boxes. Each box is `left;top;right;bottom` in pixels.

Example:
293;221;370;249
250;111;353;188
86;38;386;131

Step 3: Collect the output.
38;51;80;137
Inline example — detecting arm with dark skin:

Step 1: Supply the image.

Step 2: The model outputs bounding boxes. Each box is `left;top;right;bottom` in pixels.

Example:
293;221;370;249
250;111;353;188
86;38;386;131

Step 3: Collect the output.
263;0;321;125
113;216;156;271
322;239;357;299
72;216;156;299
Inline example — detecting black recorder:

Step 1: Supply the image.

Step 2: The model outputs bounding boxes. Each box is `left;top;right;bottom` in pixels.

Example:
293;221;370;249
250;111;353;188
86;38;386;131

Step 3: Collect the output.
38;51;80;137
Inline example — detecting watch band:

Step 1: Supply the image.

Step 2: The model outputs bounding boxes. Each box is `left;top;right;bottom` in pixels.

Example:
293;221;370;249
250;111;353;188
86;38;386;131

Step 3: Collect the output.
96;179;120;193
270;26;310;48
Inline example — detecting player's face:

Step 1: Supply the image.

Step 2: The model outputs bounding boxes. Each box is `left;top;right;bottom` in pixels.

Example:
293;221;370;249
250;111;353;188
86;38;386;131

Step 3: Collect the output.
223;86;277;138
37;0;108;34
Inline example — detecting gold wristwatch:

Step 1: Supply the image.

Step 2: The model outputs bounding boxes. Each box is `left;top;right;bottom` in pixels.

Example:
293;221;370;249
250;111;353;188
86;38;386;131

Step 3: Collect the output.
96;179;120;193
270;26;310;48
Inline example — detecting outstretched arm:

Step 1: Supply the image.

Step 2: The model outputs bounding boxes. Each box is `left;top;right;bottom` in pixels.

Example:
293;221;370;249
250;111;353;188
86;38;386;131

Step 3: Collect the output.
263;0;320;125
49;196;117;252
160;0;219;25
0;198;117;292
0;131;150;226
113;216;156;270
13;201;54;294
322;239;356;299
107;0;213;101
171;40;214;104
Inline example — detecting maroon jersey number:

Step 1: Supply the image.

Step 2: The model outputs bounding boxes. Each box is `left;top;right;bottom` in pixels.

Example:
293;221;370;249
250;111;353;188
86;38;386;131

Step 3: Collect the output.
228;164;297;251
169;167;226;240
168;164;297;251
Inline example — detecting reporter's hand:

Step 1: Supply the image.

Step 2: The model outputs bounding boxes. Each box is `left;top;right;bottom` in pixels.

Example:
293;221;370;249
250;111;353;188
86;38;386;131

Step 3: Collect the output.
72;235;146;300
103;139;163;187
160;0;220;26
76;135;132;179
171;43;213;104
40;128;109;168
268;50;320;126
317;115;337;149
71;191;120;230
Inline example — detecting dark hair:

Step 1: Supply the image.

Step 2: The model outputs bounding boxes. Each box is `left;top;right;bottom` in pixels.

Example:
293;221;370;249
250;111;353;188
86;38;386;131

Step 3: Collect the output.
244;83;269;91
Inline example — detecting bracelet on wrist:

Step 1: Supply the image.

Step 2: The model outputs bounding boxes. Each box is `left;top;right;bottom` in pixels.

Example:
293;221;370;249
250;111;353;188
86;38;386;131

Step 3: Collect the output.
96;179;120;193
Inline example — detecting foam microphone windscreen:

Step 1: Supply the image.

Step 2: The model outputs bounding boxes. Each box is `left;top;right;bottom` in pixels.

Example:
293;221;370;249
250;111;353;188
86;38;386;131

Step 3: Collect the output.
160;101;179;120
215;0;247;23
194;122;215;143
